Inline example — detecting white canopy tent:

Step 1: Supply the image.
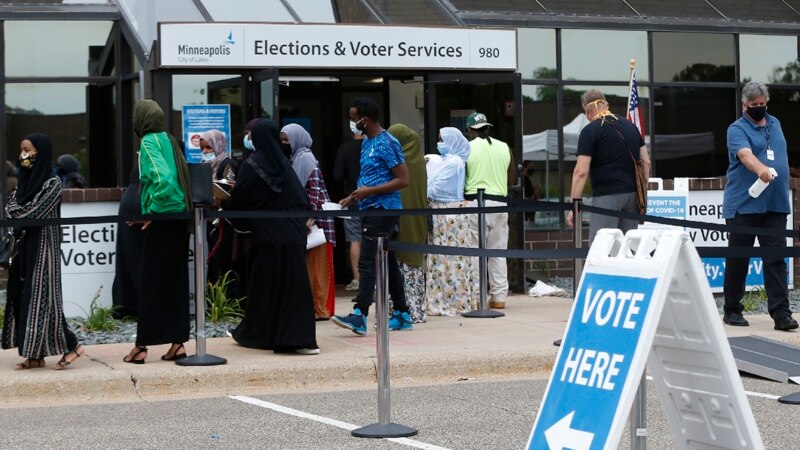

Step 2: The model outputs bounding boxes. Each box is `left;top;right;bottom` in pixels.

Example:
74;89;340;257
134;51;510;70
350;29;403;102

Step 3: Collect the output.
522;114;715;162
522;114;715;200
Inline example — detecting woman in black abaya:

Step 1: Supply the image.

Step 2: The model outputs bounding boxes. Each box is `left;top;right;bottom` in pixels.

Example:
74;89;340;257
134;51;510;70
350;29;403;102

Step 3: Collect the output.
222;119;318;354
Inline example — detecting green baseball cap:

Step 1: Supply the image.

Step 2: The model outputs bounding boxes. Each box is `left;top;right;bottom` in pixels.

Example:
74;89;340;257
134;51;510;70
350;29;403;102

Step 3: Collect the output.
466;112;492;129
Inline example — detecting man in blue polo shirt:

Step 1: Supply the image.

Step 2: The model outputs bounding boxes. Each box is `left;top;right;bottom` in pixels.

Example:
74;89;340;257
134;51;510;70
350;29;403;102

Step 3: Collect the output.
332;97;413;335
722;81;797;331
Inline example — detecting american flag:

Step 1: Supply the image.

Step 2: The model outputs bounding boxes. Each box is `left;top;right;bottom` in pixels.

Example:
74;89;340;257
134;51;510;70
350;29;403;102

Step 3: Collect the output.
627;70;645;139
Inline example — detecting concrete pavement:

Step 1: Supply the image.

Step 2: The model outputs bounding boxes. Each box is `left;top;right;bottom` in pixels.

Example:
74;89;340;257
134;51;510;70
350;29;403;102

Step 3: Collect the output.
1;290;799;407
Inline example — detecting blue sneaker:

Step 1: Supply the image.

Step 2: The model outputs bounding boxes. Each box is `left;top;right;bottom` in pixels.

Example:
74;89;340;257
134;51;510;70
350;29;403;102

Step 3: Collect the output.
388;311;413;331
332;308;367;336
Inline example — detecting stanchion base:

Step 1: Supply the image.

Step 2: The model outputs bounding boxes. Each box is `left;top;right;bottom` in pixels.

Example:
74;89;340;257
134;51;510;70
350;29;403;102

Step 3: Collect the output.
462;309;505;318
176;354;227;366
778;392;800;405
351;423;418;438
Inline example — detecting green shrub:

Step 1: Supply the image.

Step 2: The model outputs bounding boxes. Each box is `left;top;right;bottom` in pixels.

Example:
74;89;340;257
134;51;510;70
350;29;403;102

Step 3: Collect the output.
206;271;244;323
0;300;5;328
741;286;767;312
76;286;118;332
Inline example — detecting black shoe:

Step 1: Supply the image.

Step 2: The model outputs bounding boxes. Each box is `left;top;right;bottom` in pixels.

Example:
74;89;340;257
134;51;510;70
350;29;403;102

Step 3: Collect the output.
723;313;749;327
774;314;799;331
553;339;562;347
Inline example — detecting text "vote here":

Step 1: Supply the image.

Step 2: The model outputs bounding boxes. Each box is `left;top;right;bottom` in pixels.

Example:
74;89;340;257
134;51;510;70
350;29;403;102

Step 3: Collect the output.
559;288;647;391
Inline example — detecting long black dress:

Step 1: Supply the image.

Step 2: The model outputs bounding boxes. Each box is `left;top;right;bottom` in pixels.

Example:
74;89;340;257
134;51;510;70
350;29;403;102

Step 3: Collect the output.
222;120;317;352
111;166;144;318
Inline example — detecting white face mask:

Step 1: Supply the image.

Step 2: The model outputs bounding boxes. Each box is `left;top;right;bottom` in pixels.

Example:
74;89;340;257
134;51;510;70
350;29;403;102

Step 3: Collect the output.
349;120;363;136
201;152;216;163
243;135;255;151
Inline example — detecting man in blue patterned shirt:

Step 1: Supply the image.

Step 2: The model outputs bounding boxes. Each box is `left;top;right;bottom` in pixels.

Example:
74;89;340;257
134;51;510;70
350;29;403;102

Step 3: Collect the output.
332;97;413;335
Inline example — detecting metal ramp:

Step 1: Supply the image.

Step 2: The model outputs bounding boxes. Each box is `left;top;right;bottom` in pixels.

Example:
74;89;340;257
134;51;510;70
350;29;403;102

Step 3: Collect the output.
728;336;800;384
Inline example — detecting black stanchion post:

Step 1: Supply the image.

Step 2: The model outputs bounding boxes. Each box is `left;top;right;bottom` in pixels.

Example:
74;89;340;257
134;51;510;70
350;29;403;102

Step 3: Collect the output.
572;198;583;283
177;205;227;367
352;236;417;439
464;188;505;318
631;375;647;450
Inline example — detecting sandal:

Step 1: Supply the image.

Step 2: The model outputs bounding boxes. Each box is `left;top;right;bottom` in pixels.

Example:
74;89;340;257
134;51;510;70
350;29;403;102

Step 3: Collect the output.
53;345;85;370
123;346;148;365
14;358;46;370
161;343;187;361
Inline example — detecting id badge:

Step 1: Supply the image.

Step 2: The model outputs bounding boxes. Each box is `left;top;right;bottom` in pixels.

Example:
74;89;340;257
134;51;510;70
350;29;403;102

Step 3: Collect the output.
767;149;775;161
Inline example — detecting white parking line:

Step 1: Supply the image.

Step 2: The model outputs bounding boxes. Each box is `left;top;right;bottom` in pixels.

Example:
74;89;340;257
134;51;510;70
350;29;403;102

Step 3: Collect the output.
229;395;453;450
644;376;781;400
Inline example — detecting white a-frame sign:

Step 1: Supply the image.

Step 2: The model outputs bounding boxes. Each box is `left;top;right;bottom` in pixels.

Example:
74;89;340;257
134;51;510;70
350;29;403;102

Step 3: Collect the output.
527;229;763;450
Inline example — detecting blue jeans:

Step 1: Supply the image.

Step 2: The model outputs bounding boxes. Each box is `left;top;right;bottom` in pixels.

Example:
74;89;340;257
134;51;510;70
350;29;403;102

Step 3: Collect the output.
353;212;406;317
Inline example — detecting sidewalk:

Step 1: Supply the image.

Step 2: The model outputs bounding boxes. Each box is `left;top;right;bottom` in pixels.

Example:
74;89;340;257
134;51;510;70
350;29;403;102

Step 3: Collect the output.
1;290;799;407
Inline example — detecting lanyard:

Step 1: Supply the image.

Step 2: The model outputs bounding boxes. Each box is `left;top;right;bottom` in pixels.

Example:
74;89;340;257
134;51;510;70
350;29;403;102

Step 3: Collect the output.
759;123;772;151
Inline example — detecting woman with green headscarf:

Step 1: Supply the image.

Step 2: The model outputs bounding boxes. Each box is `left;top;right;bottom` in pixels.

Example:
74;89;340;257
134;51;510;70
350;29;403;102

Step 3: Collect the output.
123;99;192;365
387;124;428;323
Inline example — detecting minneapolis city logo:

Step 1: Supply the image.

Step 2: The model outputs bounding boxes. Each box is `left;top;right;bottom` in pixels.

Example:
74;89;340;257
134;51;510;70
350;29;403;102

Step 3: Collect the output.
177;30;235;58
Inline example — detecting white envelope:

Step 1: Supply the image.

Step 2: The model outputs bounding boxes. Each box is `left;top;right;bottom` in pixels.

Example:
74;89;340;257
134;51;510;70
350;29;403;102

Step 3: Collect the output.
306;225;326;250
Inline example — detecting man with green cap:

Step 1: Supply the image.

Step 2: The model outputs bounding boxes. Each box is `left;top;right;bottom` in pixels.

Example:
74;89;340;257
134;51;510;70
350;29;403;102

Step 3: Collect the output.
464;112;515;309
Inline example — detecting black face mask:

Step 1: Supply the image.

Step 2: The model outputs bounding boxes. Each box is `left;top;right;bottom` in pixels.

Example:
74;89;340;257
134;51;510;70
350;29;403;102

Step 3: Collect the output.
746;105;767;122
280;143;292;158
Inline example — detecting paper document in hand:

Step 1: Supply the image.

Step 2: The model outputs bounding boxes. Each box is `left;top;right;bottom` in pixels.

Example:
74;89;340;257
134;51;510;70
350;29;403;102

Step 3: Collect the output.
322;202;350;219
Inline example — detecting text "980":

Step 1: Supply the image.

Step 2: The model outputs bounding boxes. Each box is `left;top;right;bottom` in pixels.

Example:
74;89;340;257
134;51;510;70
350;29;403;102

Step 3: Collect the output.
478;47;500;58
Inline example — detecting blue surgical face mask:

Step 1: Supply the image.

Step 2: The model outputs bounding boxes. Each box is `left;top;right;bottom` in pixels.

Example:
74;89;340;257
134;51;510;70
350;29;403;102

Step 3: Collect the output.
201;152;216;163
436;142;449;156
243;135;255;151
349;120;363;136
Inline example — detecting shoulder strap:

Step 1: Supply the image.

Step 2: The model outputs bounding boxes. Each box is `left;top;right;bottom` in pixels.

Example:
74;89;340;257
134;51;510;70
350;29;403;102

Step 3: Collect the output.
245;157;282;193
606;118;639;164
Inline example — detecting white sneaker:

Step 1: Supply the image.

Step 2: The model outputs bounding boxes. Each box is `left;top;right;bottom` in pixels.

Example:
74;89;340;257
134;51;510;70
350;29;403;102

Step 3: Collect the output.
345;279;359;291
295;348;320;355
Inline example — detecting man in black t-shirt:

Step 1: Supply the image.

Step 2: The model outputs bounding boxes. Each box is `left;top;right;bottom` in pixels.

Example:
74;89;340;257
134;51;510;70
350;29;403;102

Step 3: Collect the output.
567;89;651;242
333;129;365;291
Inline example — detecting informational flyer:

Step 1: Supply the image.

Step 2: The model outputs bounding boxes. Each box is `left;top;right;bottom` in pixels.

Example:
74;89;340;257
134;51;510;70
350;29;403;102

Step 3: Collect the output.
182;104;231;164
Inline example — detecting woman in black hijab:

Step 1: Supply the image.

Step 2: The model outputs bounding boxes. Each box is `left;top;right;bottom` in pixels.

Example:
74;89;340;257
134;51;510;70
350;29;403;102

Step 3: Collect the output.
2;133;85;370
222;119;318;354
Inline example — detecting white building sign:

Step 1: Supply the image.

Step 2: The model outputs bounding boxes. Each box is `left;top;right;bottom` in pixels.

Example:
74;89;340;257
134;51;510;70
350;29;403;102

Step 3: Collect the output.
159;23;517;70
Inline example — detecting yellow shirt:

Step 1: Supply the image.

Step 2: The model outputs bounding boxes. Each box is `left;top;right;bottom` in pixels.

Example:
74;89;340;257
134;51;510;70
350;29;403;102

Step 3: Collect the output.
464;137;510;196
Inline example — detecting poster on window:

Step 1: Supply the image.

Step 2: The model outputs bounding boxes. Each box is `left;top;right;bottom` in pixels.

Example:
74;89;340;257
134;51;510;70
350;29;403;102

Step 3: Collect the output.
181;104;231;164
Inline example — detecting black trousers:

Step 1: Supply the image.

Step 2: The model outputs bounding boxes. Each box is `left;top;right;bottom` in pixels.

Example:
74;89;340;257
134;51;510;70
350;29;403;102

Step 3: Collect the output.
723;212;790;319
353;213;407;317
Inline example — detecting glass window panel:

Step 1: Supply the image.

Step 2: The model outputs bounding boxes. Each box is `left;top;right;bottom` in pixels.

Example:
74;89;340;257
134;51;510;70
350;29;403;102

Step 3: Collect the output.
117;0;205;53
652;33;734;82
563;85;649;199
171;74;242;144
518;28;556;80
562;30;648;81
451;0;545;11
765;89;800;168
652;87;735;178
5;21;112;77
5;83;89;161
740;35;800;84
201;0;294;22
286;0;335;22
541;0;635;16
333;0;381;23
522;84;557;219
628;0;721;18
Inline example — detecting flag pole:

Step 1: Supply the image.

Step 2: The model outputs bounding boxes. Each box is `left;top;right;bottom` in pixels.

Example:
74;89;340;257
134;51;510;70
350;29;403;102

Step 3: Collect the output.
626;58;636;120
628;57;647;450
